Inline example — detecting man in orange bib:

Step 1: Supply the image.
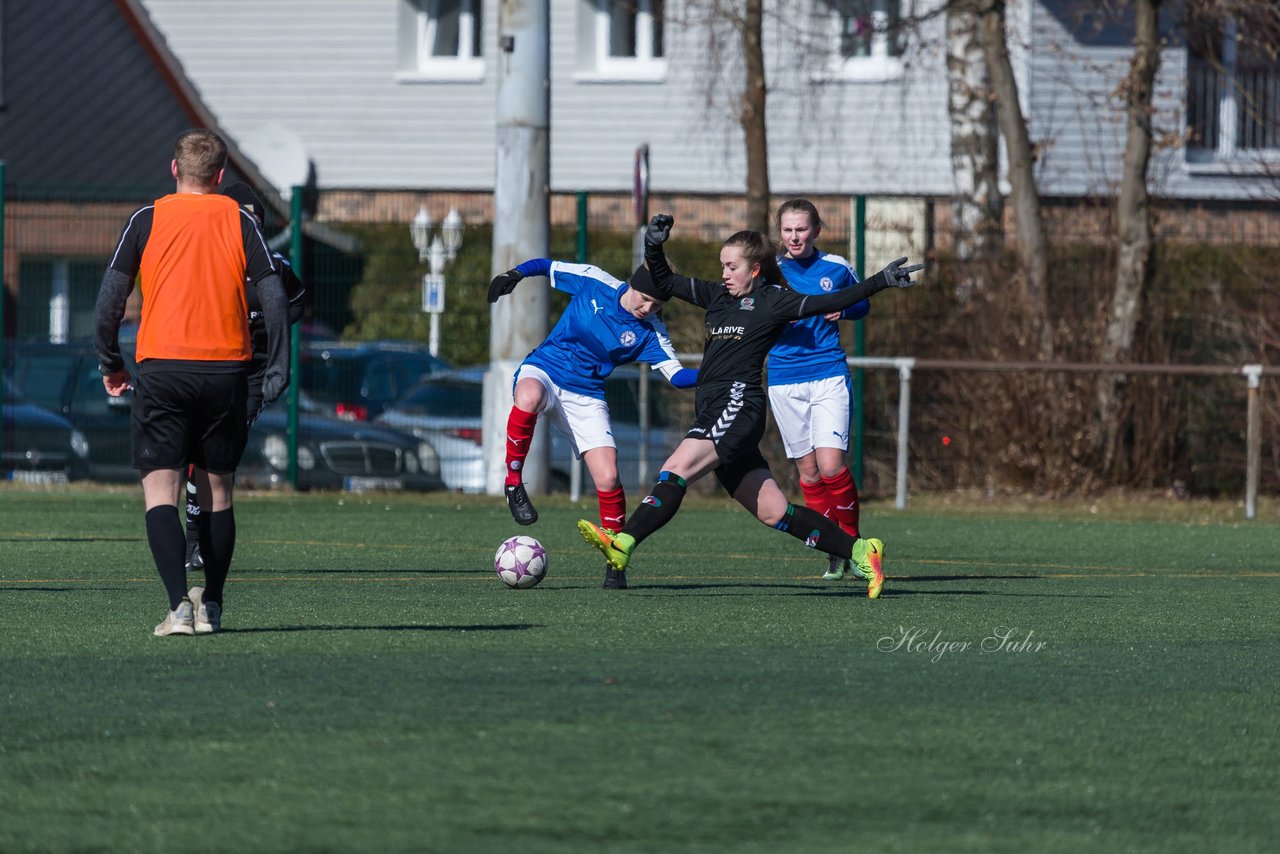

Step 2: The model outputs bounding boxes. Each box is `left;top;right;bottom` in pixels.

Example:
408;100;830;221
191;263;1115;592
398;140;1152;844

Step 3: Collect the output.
94;129;290;636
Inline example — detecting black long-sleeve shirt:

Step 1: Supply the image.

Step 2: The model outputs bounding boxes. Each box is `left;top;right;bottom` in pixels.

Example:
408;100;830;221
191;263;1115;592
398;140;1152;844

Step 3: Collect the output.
635;243;892;391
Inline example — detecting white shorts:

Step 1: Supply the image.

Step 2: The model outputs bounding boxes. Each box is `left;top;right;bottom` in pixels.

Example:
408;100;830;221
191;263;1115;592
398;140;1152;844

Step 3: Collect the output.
514;365;616;457
767;375;851;459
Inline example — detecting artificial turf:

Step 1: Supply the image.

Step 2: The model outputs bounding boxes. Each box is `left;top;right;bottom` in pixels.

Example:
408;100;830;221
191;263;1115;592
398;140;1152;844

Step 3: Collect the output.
1;487;1277;852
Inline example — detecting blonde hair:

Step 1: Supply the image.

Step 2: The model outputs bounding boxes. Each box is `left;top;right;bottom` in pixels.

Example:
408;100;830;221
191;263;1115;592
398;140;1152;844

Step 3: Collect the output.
173;129;227;185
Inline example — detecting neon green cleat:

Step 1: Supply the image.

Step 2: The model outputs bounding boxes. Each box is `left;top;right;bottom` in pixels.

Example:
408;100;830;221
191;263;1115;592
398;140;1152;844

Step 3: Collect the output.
577;520;634;571
822;554;851;580
851;537;886;599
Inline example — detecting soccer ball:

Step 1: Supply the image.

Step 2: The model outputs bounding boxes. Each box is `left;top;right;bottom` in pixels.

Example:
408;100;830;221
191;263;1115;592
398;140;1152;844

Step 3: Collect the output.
494;535;548;589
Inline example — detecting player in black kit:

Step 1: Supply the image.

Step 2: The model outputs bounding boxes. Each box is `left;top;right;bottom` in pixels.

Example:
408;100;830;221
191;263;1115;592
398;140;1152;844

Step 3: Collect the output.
578;214;921;597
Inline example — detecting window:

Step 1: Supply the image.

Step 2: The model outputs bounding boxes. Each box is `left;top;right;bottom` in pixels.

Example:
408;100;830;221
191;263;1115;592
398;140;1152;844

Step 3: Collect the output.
1186;13;1280;164
577;0;666;82
821;0;905;82
397;0;484;82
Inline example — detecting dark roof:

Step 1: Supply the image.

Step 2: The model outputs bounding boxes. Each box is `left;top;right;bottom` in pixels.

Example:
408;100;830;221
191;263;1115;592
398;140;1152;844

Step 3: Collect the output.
0;0;281;215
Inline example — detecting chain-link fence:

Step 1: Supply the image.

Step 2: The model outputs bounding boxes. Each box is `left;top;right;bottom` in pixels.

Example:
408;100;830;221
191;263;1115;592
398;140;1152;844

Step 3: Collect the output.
3;185;1278;505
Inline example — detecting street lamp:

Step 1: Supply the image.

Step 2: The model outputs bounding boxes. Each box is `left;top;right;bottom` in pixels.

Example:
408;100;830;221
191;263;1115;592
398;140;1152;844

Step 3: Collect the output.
410;205;462;358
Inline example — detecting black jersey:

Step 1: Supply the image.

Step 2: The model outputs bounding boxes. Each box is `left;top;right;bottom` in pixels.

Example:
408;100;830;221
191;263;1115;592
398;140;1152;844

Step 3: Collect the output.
636;245;893;391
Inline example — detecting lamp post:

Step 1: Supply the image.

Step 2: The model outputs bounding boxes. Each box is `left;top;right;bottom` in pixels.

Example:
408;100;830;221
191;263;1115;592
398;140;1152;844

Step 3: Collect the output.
410;205;463;357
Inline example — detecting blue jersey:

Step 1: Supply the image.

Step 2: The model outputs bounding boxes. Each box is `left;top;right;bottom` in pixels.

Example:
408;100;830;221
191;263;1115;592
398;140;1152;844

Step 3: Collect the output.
521;261;681;400
766;251;868;387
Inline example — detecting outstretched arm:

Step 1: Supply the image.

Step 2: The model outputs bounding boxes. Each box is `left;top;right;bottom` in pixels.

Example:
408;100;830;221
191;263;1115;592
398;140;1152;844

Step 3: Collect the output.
779;257;922;321
487;258;553;303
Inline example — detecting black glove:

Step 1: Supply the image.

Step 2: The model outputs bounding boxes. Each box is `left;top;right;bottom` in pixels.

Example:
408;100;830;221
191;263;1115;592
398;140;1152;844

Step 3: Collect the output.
645;214;674;248
487;269;523;303
262;372;288;405
877;257;924;289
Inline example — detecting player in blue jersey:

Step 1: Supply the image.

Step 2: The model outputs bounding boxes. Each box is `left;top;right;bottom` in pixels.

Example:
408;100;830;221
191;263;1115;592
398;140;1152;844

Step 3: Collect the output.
577;215;921;597
769;199;869;584
488;259;696;588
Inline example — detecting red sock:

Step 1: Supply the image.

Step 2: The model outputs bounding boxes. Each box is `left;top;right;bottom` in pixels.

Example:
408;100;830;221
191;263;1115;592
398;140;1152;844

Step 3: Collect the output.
504;407;538;487
597;486;626;532
799;479;830;520
821;467;860;537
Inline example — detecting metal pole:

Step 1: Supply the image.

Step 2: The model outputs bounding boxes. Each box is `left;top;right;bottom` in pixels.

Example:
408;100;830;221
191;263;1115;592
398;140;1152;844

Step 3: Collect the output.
576;191;589;263
288;186;304;489
0;161;6;458
485;0;551;497
1243;364;1262;520
895;359;913;510
569;191;589;501
853;194;867;487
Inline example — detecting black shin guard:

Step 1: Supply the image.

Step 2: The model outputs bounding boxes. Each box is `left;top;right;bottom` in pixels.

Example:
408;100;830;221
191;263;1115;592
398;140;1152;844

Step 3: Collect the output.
201;508;236;605
145;505;188;609
622;472;688;546
774;503;855;558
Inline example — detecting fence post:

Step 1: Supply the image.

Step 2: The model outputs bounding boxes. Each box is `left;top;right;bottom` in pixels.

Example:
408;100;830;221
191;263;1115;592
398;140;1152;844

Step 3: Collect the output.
895;358;914;509
568;192;589;501
288;186;305;489
852;194;867;487
1243;364;1262;520
0;161;6;458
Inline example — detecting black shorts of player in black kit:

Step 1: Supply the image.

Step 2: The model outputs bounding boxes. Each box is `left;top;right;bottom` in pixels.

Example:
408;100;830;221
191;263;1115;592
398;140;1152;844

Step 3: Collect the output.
131;364;249;473
686;380;771;495
244;357;269;429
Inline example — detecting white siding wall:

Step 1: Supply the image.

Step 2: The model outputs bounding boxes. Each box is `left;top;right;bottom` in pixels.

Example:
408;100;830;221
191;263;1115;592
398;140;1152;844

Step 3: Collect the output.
1028;1;1270;200
141;0;954;197
140;0;1268;201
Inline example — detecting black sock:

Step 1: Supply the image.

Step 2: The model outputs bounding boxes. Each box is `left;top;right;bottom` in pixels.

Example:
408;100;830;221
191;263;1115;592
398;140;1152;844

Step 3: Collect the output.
622;472;687;547
145;505;188;610
201;508;236;605
774;503;856;558
186;509;209;559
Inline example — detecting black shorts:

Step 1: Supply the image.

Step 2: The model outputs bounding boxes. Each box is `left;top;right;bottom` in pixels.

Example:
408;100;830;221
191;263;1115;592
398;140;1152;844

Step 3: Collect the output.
686;381;771;495
132;368;249;473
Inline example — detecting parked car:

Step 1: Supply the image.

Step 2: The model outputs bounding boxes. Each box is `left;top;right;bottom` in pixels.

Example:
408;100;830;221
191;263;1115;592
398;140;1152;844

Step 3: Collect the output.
377;366;684;494
5;341;445;492
300;341;449;422
2;377;91;483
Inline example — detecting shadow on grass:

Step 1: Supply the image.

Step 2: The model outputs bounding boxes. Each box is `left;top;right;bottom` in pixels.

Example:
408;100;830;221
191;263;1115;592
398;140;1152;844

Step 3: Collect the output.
221;623;541;634
0;536;142;543
240;567;484;575
0;586;127;592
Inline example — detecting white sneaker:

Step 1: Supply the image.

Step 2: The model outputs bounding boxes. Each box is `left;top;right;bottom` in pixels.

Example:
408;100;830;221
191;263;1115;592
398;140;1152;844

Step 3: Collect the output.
154;598;195;636
189;586;221;634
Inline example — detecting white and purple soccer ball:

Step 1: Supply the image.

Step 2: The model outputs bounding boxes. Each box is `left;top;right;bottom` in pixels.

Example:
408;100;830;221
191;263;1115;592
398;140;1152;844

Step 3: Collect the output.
494;535;548;589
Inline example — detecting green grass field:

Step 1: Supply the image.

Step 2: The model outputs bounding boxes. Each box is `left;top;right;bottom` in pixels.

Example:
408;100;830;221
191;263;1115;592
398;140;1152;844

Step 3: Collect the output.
2;487;1277;853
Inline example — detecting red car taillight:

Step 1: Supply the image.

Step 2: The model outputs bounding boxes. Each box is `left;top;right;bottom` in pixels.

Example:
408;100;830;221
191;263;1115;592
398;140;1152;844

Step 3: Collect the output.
449;427;482;445
335;402;369;421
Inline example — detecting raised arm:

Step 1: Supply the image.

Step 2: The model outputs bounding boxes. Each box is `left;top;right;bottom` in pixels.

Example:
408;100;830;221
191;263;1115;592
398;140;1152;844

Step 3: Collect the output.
638;214;717;307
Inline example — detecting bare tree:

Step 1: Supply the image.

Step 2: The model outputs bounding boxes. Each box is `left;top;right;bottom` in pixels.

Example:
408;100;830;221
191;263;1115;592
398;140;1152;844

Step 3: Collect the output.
947;0;1003;268
677;0;772;235
739;0;772;233
1097;0;1163;470
978;0;1053;357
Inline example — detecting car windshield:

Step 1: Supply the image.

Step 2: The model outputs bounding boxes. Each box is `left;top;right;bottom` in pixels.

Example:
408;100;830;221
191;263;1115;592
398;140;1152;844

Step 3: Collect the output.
398;380;482;418
300;354;364;401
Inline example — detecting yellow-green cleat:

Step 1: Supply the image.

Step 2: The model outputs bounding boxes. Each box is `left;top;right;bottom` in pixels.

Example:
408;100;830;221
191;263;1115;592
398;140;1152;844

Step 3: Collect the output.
851;537;886;599
822;554;851;580
577;520;634;571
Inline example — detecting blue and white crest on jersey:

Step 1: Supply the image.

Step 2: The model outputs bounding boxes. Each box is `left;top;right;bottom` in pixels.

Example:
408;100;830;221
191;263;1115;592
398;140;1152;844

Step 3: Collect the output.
739;297;756;311
820;276;834;292
619;330;636;347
